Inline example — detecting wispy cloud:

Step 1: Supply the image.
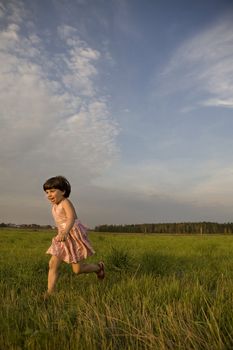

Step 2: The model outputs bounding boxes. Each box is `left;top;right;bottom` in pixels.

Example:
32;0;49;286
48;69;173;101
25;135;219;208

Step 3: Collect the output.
93;14;233;217
159;16;233;110
95;158;233;212
57;25;101;97
202;98;233;109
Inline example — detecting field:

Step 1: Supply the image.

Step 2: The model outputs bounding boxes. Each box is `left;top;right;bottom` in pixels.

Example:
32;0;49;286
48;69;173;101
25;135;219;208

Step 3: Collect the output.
1;229;233;350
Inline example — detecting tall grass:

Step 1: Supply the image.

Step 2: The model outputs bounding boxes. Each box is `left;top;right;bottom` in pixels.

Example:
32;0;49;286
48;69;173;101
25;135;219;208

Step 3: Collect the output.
1;229;233;349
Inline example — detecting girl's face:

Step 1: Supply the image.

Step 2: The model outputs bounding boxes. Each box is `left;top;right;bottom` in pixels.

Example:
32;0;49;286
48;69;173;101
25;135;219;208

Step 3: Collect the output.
45;188;65;204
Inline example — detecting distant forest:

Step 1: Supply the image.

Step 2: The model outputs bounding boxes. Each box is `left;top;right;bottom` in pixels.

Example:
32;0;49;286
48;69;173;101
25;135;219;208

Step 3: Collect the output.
1;222;233;234
95;222;233;234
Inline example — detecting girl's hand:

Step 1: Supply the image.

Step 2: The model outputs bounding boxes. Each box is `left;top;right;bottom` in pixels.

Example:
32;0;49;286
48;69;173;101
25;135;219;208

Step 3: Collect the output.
56;231;68;242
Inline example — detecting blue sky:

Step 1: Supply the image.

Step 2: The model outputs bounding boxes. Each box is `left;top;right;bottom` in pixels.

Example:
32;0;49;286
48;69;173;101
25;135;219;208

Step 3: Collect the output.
1;0;233;227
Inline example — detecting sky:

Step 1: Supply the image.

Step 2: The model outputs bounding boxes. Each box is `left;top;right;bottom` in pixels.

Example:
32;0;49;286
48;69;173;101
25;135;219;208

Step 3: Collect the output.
1;0;233;228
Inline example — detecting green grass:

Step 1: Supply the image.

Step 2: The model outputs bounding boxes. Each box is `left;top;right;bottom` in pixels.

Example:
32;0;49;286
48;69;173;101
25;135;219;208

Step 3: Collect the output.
1;229;233;349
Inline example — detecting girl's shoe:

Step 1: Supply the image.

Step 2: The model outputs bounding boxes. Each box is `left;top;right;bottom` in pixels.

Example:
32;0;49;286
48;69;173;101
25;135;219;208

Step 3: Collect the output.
96;261;105;280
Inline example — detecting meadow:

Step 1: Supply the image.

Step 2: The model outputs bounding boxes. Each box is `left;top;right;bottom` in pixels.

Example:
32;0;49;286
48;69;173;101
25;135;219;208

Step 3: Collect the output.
1;228;233;350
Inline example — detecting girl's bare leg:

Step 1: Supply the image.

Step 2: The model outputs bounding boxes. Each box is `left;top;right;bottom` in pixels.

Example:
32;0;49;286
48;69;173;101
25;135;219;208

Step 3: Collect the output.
47;256;62;294
72;261;105;280
72;263;99;274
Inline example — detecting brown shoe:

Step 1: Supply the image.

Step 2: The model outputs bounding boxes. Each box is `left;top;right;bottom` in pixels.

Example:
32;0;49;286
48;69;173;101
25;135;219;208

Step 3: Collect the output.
96;261;105;280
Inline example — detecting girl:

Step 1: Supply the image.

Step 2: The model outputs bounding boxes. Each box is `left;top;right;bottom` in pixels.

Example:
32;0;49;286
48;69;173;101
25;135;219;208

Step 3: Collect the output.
43;175;105;296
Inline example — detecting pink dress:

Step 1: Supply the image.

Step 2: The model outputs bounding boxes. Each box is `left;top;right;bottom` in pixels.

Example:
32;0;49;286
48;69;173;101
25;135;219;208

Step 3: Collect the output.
46;200;95;263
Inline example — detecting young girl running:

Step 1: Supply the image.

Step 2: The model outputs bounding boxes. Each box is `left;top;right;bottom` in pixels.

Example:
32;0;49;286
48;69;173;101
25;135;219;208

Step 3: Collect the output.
43;175;105;296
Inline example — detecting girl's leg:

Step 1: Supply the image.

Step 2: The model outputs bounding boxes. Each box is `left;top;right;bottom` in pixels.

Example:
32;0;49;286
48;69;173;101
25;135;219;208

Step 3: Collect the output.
47;256;62;294
72;262;105;279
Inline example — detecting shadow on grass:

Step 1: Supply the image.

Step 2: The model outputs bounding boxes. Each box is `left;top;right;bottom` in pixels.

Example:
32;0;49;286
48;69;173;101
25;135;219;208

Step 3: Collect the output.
140;252;189;277
106;246;225;281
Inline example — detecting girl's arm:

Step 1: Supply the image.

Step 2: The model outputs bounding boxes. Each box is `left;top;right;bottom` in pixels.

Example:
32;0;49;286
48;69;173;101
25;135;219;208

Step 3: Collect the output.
58;199;77;240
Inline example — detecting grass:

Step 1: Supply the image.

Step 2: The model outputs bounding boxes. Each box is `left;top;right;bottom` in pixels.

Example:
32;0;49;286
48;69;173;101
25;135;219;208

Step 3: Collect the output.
1;229;233;349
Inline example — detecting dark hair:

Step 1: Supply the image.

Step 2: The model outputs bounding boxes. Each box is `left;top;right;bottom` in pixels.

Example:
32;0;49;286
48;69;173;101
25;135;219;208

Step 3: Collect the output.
43;176;71;198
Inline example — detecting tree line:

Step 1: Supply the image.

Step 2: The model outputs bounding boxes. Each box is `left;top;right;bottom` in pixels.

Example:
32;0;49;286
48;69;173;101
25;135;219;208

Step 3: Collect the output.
95;222;233;234
0;223;53;229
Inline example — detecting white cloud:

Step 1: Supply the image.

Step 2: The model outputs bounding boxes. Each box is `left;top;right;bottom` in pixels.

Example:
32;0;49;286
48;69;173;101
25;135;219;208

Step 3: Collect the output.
56;25;102;96
160;16;233;110
202;98;233;108
0;1;119;194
